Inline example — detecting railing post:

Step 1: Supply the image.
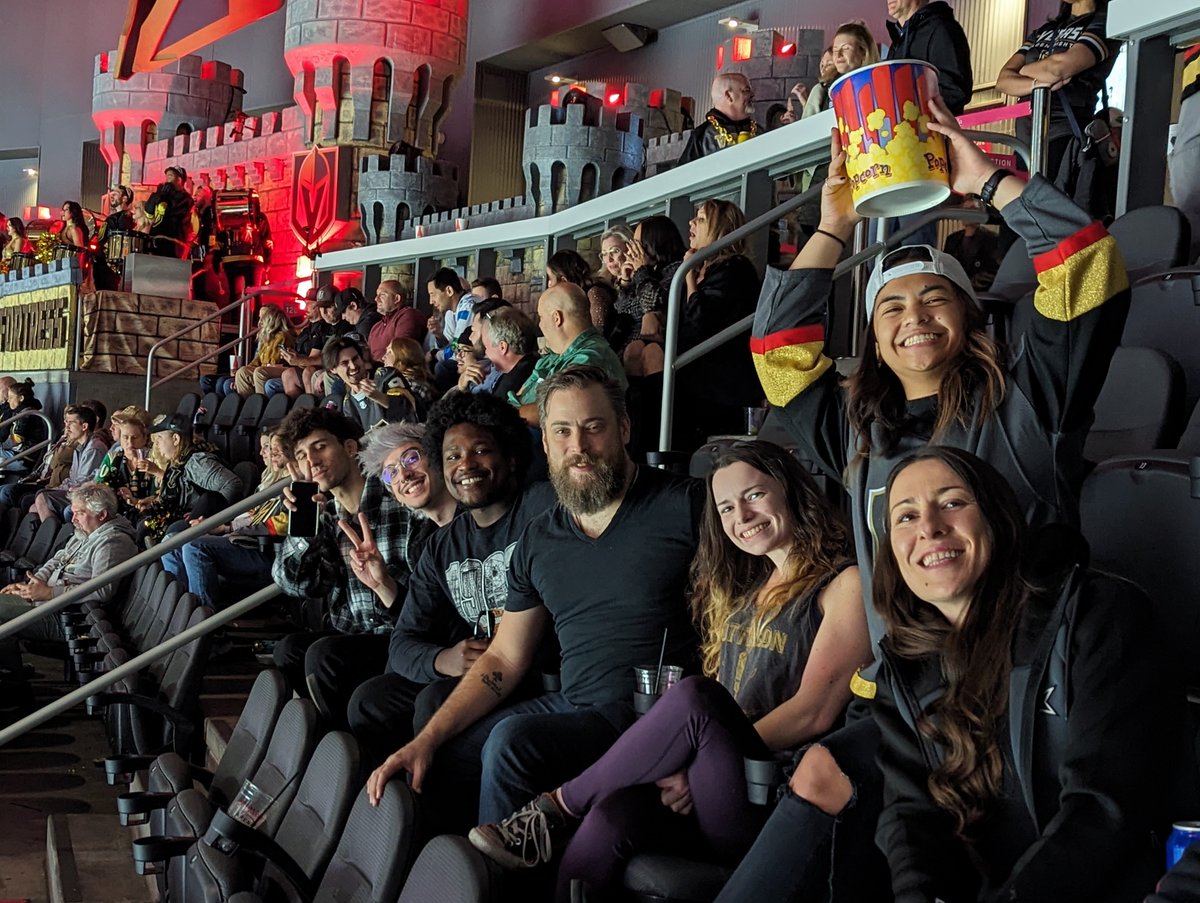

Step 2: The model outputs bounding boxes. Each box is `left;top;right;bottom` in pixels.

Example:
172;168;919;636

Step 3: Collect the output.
739;168;775;276
1029;85;1051;177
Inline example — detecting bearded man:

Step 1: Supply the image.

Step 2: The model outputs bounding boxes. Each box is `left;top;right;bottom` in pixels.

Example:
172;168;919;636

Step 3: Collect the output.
365;365;703;833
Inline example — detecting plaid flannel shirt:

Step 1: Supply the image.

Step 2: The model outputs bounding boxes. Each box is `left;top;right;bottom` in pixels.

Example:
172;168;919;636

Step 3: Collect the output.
272;475;417;635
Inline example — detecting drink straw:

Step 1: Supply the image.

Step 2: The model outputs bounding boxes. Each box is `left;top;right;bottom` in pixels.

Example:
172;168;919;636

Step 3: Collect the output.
652;627;669;695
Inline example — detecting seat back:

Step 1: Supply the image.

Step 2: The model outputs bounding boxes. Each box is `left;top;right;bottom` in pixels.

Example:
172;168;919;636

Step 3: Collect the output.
292;394;317;413
1079;453;1200;685
128;570;173;648
258;393;291;429
208;393;244;459
394;834;496;903
1084;346;1184;461
317;781;419;903
1109;205;1191;281
194;392;221;435
21;515;61;567
0;506;21;549
4;511;40;557
246;699;320;838
987;235;1036;302
209;670;289;808
139;577;183;653
1179;402;1200;454
230;394;266;465
149;593;196;683
1122;271;1200;411
49;521;75;556
175;392;201;424
233;462;262;500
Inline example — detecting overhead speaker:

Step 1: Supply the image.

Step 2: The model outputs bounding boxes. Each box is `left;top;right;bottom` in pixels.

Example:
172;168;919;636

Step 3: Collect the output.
601;23;658;52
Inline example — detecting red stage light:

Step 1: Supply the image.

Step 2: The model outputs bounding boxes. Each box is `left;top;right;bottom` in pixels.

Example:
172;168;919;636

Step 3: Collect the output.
648;88;665;108
732;36;752;61
98;52;109;73
550;88;561;106
778;42;796;56
716;46;724;69
607;91;622;105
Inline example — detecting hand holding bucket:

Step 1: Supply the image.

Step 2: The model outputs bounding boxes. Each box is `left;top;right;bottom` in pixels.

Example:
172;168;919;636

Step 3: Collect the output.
830;60;950;217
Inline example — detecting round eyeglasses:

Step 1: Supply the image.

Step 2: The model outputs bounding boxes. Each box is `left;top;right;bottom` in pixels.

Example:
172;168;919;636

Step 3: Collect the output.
381;447;423;486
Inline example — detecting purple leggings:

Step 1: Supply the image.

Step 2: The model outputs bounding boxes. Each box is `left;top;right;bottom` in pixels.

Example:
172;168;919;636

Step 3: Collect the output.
555;675;770;901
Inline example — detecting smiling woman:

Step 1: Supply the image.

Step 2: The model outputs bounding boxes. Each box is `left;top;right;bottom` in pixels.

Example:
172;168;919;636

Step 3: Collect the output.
872;447;1197;903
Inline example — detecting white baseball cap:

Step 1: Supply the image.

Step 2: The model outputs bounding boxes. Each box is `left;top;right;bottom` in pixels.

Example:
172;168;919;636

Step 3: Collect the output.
865;245;979;320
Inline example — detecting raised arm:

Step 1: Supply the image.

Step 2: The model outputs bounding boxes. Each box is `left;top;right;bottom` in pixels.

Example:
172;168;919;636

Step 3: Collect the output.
752;566;871;750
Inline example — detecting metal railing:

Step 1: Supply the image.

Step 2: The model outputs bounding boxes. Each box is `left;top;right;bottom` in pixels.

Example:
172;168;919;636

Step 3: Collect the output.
0;409;57;473
656;129;1030;452
143;283;304;409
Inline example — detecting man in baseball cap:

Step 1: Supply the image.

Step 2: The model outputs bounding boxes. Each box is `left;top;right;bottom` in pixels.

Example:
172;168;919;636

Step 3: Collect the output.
146;167;195;258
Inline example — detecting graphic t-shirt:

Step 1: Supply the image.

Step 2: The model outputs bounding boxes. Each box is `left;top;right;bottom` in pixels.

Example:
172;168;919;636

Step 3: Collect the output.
1018;10;1118;136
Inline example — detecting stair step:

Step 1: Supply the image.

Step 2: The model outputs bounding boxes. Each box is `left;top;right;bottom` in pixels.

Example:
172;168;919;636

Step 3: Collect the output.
46;814;155;903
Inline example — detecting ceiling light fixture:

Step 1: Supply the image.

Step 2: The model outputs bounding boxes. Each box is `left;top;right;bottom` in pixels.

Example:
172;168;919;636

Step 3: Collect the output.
718;16;759;32
545;74;583;85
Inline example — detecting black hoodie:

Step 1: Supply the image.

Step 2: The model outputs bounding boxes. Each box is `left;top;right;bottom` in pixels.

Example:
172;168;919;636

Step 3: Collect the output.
886;1;973;115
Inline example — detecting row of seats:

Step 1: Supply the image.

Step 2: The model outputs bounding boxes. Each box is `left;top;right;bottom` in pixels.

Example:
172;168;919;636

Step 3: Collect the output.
178;390;318;467
0;511;72;585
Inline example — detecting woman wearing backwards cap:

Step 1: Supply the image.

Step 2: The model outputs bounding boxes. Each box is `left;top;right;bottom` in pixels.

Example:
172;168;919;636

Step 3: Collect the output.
712;94;1132;902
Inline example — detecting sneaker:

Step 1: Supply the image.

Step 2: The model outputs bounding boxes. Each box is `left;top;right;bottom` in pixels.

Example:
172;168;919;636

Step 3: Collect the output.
468;792;569;869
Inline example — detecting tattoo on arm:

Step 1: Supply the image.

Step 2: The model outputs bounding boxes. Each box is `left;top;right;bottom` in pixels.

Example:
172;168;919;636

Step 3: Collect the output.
481;670;504;698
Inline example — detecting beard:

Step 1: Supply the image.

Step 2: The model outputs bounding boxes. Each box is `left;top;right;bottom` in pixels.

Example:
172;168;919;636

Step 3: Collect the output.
550;451;628;516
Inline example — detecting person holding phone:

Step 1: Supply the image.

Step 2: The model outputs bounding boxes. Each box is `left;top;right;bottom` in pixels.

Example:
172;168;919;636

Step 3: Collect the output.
270;406;423;730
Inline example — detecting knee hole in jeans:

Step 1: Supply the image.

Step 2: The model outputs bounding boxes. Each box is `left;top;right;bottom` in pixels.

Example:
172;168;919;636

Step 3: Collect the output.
789;744;853;816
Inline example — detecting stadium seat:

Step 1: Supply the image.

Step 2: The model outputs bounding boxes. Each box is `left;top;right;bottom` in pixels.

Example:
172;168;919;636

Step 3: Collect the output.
1108;205;1191;281
233;461;262;501
1084;346;1185;461
175;392;201;424
1122;268;1200;411
230;392;266;464
397;834;496;903
259;392;291;430
1179;402;1200;454
194;392;221;435
1079;453;1200;687
207;393;244;460
622;855;732;903
5;515;60;578
292;393;318;413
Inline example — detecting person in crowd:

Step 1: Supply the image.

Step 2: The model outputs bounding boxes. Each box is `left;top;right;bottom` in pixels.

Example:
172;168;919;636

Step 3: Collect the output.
0;376;13;443
133;413;243;544
366;366;703;838
368;280;426;361
1169;44;1200;239
93;185;137;290
0;422;77;512
0;381;47;475
713;98;1131;902
145;165;195;258
453;297;511;395
278;286;349;398
943;195;1001;292
800;48;839;119
347;405;553;767
31;405;109;522
794;22;880;235
272;406;422;726
677;74;758;166
470;276;504;301
427;267;472;367
596;225;636;351
58;201;89;252
510;284;628;425
79;399;111;448
546;249;616;341
2;218;33;266
0;483;138;665
614;216;687;368
667;199;764;449
460;307;539;400
323;335;419;430
470;441;870;901
162;428;288;608
230;303;297;397
886;0;973;116
336;287;381;347
95;405;153;521
997;0;1120;219
873;447;1194;903
381;337;439;418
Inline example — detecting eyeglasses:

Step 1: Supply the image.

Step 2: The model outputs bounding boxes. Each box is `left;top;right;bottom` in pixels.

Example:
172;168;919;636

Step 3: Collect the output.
600;248;626;260
381;447;423;486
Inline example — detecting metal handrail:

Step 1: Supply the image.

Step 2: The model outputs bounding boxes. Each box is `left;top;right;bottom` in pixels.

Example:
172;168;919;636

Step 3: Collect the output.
0;584;282;746
148;326;263;399
0;410;57;473
0;477;288;641
142;283;303;409
1028;87;1051;177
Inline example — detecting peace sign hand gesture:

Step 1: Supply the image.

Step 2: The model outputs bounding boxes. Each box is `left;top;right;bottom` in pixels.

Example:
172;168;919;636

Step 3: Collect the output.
338;511;399;606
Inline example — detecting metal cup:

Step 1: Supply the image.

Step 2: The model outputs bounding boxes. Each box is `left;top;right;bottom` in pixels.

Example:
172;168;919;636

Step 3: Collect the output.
744;406;767;436
632;665;683;695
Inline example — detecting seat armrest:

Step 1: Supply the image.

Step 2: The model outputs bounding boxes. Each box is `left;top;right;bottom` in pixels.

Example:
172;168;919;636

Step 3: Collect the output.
116;790;176;825
103;753;155;785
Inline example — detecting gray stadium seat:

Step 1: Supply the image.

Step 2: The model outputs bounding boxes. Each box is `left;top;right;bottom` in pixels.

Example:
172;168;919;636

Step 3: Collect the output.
1108;205;1191;281
1123;268;1200;411
1084;346;1185;460
1179;402;1200;454
397;834;499;903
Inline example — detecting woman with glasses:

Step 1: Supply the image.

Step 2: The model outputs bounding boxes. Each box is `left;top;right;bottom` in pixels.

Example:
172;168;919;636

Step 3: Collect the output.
715;95;1132;901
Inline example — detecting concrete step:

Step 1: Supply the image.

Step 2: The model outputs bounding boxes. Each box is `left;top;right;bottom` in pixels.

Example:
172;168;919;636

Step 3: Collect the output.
46;814;156;903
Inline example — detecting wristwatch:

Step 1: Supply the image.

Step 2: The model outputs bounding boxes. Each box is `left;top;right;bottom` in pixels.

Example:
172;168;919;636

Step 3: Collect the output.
978;169;1010;210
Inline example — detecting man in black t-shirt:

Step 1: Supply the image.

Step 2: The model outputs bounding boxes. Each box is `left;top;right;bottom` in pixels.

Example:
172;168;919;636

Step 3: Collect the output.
347;394;556;766
366;365;703;830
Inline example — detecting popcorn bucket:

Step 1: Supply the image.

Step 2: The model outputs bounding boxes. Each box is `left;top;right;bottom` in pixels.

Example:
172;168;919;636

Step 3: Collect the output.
830;60;950;217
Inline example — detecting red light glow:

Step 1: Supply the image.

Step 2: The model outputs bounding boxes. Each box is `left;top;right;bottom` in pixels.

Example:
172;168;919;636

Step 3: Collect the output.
607;91;622;105
550;88;561;106
716;46;724;69
648;88;664;108
732;36;752;61
778;42;796;56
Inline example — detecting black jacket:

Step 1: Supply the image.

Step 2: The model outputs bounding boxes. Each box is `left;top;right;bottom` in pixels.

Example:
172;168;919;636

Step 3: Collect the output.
3;399;47;453
1150;846;1200;903
678;254;762;409
886;1;973;115
677;109;757;166
875;548;1196;903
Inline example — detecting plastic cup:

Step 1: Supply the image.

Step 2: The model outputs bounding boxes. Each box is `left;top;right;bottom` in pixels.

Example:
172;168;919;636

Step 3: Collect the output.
830;60;951;218
226;779;274;828
633;665;683;695
744;407;767;436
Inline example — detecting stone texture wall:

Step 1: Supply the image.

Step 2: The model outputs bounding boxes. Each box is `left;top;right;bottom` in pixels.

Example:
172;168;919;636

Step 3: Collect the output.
721;29;824;125
358;153;460;244
93;53;244;186
78;292;220;378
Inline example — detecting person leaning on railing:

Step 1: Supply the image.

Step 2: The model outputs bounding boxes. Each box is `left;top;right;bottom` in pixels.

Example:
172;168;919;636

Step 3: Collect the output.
0;381;47;476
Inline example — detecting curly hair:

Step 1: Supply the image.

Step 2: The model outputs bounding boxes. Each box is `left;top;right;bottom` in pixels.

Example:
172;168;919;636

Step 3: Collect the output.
690;441;852;679
874;446;1031;835
276;405;364;457
422;391;531;482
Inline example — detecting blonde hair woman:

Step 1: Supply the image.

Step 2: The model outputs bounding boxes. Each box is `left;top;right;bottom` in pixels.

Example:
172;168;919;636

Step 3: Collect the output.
233;304;297;397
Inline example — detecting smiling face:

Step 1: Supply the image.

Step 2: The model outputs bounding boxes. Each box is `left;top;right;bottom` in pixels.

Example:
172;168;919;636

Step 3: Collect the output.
832;33;867;74
543;384;630;516
888;457;992;625
382;440;442;512
268;434;288;472
819;50;837;83
442;422;516;510
334;345;370;387
872;273;968;398
711;461;794;561
317;303;339;325
293;428;356;492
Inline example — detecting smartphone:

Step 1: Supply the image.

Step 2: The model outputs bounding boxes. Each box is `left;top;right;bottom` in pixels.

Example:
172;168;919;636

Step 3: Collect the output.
287;481;320;537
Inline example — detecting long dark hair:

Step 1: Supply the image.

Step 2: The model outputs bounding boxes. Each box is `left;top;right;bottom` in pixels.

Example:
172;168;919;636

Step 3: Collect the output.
874;446;1030;834
7;217;27;241
690;441;852;678
634;215;686;269
845;280;1006;457
547;249;596;291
